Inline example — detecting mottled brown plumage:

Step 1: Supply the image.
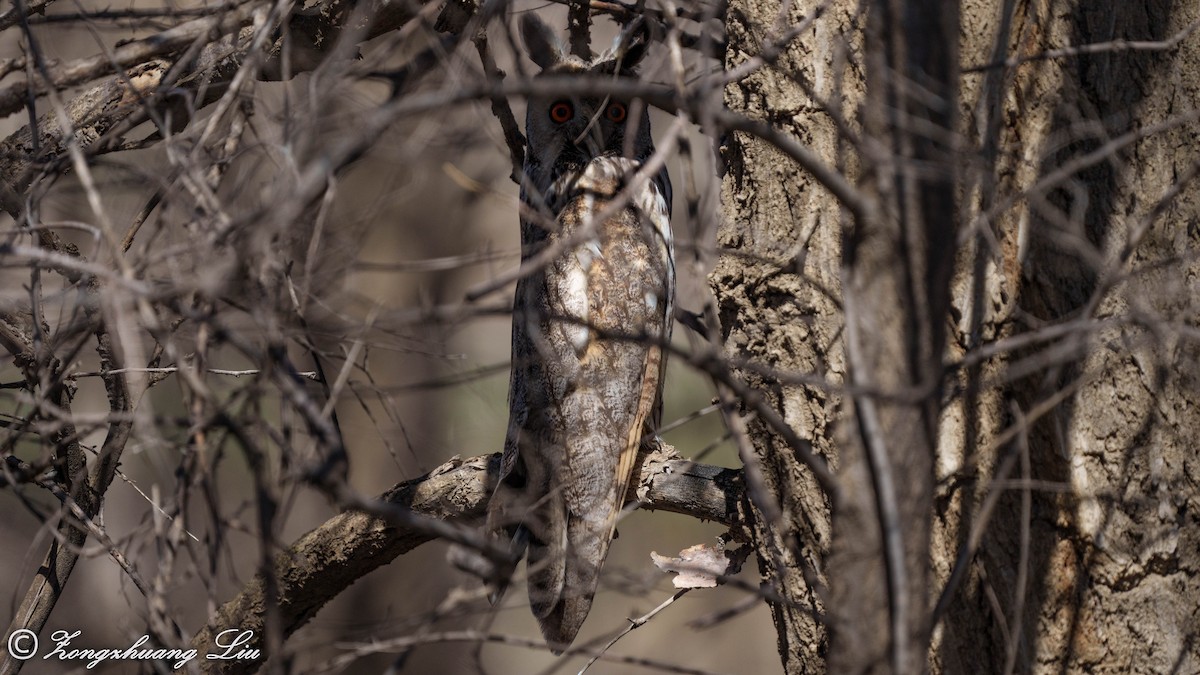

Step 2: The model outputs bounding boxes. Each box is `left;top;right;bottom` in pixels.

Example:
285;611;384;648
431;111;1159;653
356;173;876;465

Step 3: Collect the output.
485;15;674;652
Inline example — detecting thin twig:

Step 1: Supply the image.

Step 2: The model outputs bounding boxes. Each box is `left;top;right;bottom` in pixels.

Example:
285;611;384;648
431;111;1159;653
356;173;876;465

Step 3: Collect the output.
964;15;1200;73
578;590;690;674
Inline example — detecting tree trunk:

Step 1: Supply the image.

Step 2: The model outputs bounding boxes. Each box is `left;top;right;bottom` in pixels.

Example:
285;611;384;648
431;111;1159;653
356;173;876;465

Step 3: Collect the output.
716;0;1200;672
940;2;1200;672
826;0;958;672
713;1;865;671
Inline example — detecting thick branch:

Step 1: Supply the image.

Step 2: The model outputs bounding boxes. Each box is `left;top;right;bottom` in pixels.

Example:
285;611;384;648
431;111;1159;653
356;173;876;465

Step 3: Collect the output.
0;0;421;217
567;0;593;61
0;4;257;117
189;448;745;674
0;318;134;675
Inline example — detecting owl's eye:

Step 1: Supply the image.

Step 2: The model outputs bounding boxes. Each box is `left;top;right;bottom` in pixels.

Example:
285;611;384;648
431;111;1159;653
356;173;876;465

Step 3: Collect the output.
549;101;574;124
605;102;628;123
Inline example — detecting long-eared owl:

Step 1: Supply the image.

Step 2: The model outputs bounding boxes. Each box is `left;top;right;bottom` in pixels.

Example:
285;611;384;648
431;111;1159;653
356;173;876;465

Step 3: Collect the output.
485;14;674;653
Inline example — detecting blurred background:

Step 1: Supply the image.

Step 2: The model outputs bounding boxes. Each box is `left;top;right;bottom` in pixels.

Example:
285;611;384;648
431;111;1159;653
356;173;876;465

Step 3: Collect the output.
0;0;782;672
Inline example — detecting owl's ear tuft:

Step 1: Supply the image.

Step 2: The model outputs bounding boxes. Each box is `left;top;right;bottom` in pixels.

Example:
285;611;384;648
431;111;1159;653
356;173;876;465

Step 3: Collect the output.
613;19;651;72
520;14;561;70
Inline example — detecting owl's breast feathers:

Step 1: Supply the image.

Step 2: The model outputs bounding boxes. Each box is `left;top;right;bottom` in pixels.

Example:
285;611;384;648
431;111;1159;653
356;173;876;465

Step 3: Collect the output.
492;155;674;651
546;157;673;356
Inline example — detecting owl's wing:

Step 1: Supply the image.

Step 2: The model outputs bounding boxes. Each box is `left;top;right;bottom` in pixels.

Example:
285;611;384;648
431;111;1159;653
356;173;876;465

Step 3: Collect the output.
522;159;673;651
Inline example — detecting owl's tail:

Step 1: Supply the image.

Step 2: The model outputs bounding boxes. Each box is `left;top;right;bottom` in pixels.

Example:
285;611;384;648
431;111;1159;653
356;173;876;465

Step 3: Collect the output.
485;458;612;654
525;347;662;653
526;498;612;653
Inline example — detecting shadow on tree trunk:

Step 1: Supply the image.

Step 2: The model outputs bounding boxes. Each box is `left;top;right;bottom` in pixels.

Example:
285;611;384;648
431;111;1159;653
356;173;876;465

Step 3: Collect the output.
941;2;1174;671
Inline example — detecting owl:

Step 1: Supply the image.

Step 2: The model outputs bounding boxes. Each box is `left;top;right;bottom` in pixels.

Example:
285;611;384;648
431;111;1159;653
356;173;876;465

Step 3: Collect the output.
485;14;674;653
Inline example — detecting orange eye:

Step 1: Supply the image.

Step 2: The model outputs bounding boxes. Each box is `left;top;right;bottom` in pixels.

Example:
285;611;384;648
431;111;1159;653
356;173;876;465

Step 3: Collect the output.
605;102;627;122
549;100;574;124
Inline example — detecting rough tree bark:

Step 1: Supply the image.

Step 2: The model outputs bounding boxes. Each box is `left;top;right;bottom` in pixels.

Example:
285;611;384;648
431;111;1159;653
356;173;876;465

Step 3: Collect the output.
713;1;858;671
939;2;1200;672
716;0;1199;672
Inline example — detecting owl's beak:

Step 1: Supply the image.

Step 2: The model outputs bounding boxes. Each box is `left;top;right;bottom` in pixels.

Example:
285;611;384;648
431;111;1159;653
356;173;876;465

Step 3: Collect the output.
574;117;605;158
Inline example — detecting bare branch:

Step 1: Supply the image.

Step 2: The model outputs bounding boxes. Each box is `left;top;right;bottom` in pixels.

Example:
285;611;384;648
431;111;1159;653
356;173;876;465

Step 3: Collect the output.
566;0;593;61
0;4;257;117
189;449;746;673
964;15;1200;73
